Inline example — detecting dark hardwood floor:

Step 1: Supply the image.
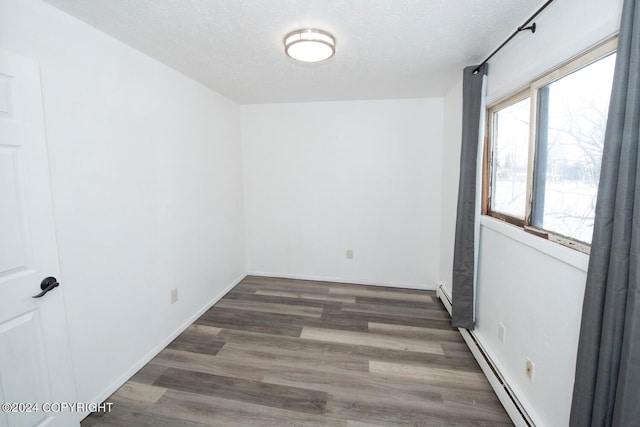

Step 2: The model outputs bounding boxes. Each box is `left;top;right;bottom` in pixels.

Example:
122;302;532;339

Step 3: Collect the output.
82;276;513;426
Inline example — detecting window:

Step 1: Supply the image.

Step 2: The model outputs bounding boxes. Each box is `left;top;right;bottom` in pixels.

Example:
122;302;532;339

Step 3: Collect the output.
485;39;617;252
489;95;530;221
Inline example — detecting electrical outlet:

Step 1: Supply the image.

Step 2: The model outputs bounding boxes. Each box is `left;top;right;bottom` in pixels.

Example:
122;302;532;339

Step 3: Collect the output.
346;249;353;260
525;358;535;381
170;288;179;304
498;323;506;344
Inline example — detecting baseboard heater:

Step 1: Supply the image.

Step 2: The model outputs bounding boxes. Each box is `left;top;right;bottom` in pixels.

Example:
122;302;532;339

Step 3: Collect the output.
436;284;535;427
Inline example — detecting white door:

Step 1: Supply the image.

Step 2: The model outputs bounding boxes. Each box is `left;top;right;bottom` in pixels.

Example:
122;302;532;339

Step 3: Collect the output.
0;50;78;427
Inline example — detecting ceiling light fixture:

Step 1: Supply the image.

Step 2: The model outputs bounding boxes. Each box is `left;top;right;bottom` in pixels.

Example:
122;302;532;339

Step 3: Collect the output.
284;29;335;63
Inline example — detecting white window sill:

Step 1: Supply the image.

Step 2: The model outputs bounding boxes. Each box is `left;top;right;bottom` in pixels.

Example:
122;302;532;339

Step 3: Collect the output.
480;215;590;272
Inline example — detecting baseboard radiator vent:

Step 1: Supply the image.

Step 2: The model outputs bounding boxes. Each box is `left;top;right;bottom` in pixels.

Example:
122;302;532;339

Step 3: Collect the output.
436;283;535;427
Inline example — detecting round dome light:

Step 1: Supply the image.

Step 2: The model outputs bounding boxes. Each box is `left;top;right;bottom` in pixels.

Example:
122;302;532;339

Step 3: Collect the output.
284;29;335;63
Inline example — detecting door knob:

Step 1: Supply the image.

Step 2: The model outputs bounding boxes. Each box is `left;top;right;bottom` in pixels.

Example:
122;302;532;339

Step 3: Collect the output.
32;277;59;298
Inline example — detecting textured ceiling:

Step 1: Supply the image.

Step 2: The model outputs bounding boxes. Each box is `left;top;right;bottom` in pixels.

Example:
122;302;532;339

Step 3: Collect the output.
43;0;543;104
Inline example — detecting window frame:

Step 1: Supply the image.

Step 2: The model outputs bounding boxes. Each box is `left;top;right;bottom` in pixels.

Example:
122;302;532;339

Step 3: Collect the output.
483;37;618;254
484;89;531;228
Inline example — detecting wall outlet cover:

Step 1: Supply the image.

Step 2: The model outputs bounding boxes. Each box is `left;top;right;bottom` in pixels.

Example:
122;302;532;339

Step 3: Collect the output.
170;288;179;304
525;358;535;382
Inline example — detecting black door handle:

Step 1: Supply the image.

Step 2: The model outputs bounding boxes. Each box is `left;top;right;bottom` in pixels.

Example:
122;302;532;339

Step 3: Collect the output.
32;277;59;298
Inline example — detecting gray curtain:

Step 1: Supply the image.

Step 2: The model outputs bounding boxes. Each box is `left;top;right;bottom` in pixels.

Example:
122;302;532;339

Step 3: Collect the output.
452;64;488;330
570;0;640;425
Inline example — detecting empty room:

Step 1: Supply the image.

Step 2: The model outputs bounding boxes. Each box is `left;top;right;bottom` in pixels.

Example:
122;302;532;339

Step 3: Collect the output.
1;0;636;426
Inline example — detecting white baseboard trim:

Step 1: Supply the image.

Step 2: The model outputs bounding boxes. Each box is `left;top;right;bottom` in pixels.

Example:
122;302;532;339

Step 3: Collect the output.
436;284;533;427
79;272;246;421
436;281;453;316
247;271;436;291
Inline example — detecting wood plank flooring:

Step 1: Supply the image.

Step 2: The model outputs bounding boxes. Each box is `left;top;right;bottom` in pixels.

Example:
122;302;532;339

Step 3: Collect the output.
82;276;513;426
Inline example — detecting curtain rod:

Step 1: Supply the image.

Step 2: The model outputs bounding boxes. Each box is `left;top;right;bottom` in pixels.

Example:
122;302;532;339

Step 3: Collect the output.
473;0;556;74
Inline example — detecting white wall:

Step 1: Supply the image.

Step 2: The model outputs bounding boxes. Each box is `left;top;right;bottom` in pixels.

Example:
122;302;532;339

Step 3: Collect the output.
476;219;589;426
448;0;624;425
487;0;623;104
438;81;463;294
242;99;443;288
0;0;246;414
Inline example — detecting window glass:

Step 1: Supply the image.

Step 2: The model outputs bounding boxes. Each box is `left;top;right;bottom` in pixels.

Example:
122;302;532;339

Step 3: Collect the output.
491;98;530;219
532;53;616;243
